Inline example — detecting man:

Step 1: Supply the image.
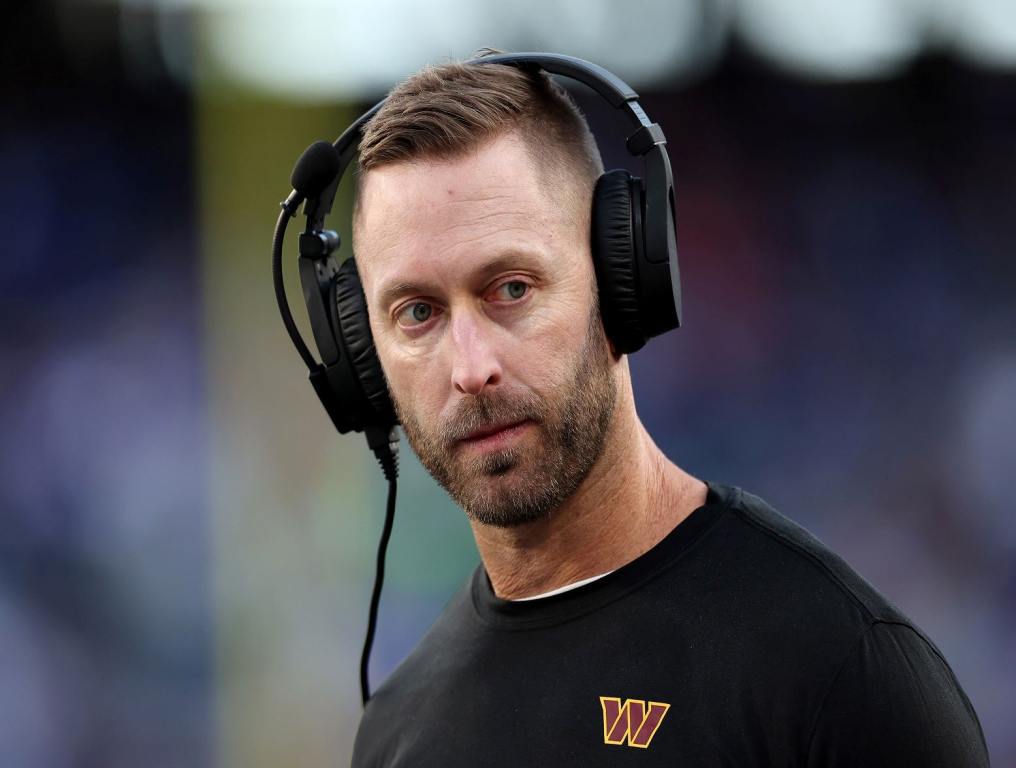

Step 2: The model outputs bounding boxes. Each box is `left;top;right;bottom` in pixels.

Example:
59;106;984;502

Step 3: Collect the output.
348;58;989;766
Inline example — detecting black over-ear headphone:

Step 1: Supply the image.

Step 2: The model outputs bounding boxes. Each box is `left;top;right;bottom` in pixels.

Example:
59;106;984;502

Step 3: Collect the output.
271;52;683;704
275;52;683;454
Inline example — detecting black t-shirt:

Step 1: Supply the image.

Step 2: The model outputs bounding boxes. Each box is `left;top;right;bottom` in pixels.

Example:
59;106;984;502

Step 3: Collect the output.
352;481;989;766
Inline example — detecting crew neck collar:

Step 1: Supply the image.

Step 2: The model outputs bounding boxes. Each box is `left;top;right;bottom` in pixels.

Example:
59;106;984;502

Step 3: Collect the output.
470;480;737;630
510;569;616;601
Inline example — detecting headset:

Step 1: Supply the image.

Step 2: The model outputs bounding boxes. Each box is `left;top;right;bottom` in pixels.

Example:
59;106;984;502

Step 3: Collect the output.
271;52;683;705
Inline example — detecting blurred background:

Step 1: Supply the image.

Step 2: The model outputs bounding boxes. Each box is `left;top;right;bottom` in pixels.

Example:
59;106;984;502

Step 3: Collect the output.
2;0;1014;765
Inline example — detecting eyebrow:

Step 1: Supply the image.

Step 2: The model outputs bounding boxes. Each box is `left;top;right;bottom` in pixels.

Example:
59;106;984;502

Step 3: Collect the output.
376;250;548;313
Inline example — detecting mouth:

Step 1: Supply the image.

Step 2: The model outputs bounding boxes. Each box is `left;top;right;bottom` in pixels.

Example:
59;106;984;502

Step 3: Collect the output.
457;420;534;450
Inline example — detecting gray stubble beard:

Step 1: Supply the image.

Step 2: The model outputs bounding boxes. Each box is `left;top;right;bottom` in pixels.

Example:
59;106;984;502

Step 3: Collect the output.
392;305;617;528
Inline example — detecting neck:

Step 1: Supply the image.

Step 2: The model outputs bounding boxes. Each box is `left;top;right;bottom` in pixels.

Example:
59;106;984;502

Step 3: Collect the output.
470;369;707;600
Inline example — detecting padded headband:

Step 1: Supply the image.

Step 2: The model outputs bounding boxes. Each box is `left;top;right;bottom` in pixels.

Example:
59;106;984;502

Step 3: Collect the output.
308;52;680;330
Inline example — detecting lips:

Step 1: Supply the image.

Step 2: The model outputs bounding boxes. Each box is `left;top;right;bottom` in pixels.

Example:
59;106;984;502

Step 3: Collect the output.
460;420;529;443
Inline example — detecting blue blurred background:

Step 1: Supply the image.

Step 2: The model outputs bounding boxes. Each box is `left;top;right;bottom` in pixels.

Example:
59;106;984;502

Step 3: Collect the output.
2;1;1014;766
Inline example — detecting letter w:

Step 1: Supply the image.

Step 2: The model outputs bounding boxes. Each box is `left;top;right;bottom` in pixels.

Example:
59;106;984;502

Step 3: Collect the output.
599;696;671;748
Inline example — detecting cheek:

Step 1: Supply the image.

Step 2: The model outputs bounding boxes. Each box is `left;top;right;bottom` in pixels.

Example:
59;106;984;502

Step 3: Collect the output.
505;294;592;391
375;338;444;422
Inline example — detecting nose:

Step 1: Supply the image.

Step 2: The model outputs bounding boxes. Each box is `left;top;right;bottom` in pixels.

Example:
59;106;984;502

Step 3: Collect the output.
448;309;502;396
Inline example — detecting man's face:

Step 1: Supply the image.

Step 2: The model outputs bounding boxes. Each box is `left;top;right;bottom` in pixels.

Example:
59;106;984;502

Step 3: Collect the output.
354;132;617;527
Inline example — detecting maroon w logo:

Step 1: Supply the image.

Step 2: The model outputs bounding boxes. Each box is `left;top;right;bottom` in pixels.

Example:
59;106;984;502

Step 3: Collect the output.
599;696;671;748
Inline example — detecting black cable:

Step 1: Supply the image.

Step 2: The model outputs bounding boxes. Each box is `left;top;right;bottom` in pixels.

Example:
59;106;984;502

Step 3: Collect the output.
274;189;402;705
360;469;398;706
272;206;319;371
276;153;403;704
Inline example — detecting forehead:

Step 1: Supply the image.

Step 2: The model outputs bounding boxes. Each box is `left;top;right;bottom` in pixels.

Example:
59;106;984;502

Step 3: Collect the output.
353;133;575;299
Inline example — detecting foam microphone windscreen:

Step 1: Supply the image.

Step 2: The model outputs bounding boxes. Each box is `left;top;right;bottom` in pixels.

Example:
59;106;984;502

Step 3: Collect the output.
291;140;341;199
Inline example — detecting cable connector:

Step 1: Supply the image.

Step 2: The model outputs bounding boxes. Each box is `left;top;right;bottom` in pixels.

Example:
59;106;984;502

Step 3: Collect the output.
364;425;400;482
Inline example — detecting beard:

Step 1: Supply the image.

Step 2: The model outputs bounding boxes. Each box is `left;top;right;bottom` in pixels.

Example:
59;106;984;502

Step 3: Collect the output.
392;305;617;528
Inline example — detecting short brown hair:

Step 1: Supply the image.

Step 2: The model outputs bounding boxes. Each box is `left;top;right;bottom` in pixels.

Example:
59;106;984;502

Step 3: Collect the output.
354;53;604;215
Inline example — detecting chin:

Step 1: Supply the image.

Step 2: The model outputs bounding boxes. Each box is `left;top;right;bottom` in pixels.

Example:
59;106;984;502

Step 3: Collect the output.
463;498;555;529
456;463;566;528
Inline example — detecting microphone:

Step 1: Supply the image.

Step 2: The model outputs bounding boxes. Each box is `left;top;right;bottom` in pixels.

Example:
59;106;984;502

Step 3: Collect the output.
282;140;341;216
273;140;343;372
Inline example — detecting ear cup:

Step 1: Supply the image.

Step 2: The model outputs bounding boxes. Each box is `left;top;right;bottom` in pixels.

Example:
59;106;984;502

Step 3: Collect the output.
591;169;645;353
331;258;398;427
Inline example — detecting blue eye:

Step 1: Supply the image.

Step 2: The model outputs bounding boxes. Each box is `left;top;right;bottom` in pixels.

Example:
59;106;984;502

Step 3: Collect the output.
498;281;528;300
398;301;434;326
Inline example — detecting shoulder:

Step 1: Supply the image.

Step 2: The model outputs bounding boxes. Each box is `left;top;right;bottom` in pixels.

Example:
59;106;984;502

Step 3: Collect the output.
703;484;952;670
712;484;915;626
806;620;990;765
704;484;988;764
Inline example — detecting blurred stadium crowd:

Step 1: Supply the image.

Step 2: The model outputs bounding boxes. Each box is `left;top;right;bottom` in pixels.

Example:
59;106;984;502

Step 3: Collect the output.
2;1;1014;766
